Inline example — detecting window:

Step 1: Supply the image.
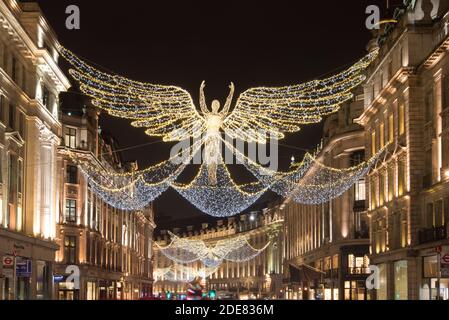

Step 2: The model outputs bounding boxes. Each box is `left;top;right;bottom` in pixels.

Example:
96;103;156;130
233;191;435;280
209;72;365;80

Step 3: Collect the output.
388;114;394;142
8;154;17;204
351;150;365;166
399;104;405;135
379;172;386;205
388;166;395;201
379;123;385;149
348;254;370;275
42;86;50;110
378;264;388;300
65;127;77;148
370;177;377;210
398;160;406;196
18;112;25;137
65;199;77;223
66;165;78;184
371;131;377;155
64;236;77;264
426;203;434;228
8;104;15;130
423;256;438;278
17;159;23;195
11;56;17;82
394;260;408;300
354;179;366;201
21;66;26;92
435;200;443;228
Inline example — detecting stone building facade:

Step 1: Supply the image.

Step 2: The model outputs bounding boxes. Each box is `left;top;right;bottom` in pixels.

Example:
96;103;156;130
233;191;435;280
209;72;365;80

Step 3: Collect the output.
282;87;372;300
355;0;449;300
0;0;70;300
54;94;155;300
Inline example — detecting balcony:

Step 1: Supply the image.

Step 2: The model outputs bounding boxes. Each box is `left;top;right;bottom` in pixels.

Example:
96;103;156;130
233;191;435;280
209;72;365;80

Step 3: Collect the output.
418;225;447;245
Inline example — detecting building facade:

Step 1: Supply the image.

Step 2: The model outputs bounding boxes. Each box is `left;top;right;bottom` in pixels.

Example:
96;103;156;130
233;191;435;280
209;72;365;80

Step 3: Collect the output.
0;0;70;300
154;208;284;299
282;87;372;300
54;95;155;300
356;0;449;300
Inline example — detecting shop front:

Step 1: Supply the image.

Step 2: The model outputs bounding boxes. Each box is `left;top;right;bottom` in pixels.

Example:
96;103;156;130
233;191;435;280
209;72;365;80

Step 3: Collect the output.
420;251;449;300
0;231;56;300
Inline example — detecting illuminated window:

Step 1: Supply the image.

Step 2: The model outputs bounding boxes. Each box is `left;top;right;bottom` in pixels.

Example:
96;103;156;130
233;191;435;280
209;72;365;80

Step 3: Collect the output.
65;127;77;148
399;104;405;135
398;160;406;196
65;199;77;223
394;260;408;300
388;114;394;142
379;173;386;206
355;179;366;202
371;131;377;155
423;256;438;278
64;236;77;264
388;166;395;201
378;264;388;300
370;177;377;210
379;123;385;149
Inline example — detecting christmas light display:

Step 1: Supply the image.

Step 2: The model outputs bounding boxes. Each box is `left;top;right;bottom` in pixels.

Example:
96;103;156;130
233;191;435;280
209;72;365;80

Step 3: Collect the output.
156;232;269;268
64;140;202;210
59;46;379;216
154;265;218;282
172;153;268;217
223;138;387;204
59;46;377;145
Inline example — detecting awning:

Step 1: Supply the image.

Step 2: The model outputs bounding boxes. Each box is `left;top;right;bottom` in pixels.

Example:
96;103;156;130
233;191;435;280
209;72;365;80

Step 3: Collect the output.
287;263;325;284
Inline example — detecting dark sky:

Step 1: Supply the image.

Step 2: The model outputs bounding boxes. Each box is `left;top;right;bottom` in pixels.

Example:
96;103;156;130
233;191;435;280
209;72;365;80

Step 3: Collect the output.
33;0;397;228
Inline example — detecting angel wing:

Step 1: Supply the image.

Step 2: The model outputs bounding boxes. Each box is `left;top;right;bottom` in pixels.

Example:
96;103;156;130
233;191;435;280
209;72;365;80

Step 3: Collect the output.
156;231;209;263
60;47;206;142
223;50;378;143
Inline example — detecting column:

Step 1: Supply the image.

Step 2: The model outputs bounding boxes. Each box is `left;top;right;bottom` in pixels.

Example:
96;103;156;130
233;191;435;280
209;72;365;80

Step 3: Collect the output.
38;124;58;239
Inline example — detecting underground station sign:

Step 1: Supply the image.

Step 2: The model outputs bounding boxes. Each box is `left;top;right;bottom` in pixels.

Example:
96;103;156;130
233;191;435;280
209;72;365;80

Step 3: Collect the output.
441;248;449;278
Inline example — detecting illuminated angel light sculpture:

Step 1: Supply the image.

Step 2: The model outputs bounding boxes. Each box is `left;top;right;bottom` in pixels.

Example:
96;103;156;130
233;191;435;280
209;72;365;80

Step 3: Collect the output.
59;46;380;216
154;265;218;283
156;232;269;268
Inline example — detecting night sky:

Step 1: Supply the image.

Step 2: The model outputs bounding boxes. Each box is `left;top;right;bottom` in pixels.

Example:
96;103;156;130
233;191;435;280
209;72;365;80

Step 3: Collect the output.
32;0;397;228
